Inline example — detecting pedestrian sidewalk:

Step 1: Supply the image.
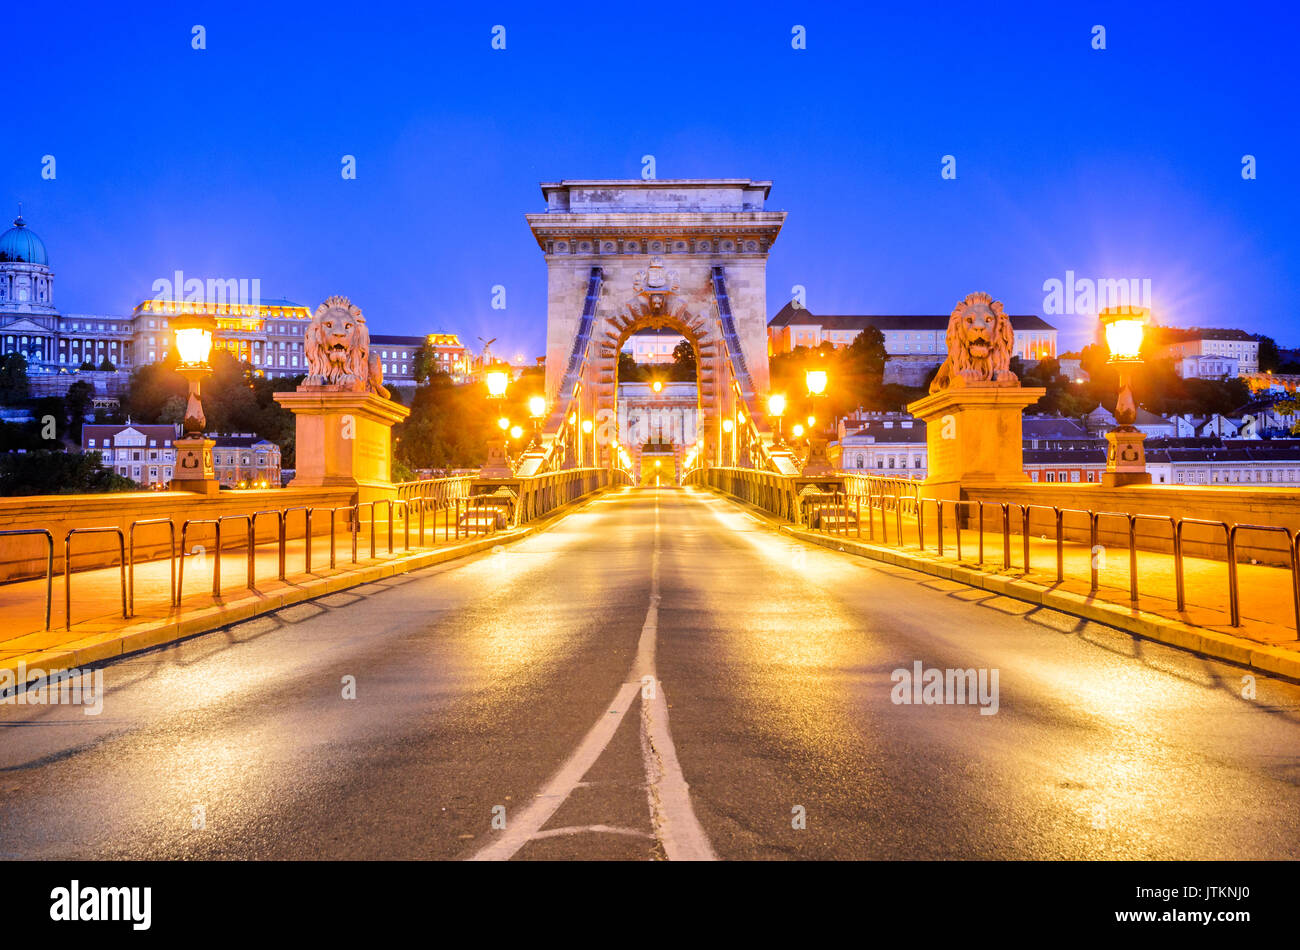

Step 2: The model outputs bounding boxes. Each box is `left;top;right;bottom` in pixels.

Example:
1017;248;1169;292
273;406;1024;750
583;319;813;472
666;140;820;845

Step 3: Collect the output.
787;508;1300;680
0;514;515;683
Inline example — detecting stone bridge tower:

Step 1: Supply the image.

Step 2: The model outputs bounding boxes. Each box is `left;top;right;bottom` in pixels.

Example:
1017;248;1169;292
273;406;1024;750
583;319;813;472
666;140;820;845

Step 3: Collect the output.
526;179;785;469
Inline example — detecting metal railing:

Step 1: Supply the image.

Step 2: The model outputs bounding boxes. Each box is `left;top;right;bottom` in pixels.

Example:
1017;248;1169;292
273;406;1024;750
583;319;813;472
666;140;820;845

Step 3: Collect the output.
692;466;1300;639
64;527;126;631
833;486;1300;639
394;475;475;505
0;529;53;630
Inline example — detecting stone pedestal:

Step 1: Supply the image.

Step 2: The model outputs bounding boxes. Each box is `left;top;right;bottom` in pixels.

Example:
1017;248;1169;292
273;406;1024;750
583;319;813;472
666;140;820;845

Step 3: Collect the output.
1103;428;1151;486
907;385;1046;500
480;440;514;477
171;436;220;495
273;390;410;503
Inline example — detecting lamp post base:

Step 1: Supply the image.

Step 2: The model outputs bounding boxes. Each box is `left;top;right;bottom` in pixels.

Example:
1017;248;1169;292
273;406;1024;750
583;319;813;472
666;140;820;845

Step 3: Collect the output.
1102;427;1151;486
171;436;221;494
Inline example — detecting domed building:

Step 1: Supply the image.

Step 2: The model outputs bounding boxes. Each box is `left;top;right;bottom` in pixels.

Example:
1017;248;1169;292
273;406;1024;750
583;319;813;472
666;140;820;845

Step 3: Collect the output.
0;212;60;368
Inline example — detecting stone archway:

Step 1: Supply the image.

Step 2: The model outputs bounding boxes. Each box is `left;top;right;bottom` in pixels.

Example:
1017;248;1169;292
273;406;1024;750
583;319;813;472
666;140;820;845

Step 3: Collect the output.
585;259;727;473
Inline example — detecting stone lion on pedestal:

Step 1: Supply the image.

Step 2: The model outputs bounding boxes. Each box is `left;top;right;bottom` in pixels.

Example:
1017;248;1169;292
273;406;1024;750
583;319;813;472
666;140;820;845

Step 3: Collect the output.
928;291;1018;394
303;295;390;398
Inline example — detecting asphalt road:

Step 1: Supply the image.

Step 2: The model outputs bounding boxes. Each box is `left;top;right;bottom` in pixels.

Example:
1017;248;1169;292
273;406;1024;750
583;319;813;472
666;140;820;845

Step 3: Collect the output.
1;487;1297;860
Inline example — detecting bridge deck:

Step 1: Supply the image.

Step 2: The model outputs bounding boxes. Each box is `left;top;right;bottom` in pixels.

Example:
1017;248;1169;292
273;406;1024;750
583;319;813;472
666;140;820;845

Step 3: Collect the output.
0;487;1297;859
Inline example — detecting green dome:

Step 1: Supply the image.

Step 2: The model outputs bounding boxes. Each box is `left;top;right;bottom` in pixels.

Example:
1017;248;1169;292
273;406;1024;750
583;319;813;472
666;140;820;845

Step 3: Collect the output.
0;215;48;266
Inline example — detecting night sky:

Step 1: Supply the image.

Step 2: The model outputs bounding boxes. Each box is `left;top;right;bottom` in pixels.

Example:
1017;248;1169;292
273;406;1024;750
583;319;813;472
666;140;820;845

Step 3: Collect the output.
5;1;1295;357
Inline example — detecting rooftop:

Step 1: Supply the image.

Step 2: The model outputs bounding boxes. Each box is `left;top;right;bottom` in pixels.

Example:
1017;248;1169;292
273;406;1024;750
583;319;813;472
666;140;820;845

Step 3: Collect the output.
768;302;1055;332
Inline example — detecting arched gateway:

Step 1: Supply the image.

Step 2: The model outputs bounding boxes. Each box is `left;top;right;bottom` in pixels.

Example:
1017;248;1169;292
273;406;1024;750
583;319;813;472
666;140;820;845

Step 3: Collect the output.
523;179;787;479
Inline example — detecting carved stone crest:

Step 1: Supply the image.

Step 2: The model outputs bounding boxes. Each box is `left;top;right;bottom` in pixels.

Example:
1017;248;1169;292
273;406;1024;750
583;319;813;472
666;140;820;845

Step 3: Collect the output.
626;257;688;323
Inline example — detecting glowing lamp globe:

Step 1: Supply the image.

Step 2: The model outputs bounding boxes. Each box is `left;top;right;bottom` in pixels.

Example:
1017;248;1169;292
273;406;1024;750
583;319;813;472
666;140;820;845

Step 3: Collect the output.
173;314;216;368
528;395;546;419
509;425;524;440
486;369;510;397
767;394;786;417
582;419;594;435
498;416;510;431
722;418;734;433
792;424;805;438
805;369;828;396
1101;307;1148;363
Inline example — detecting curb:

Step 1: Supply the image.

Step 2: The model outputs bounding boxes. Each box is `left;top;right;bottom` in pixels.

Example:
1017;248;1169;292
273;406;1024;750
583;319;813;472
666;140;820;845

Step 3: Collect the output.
4;493;603;685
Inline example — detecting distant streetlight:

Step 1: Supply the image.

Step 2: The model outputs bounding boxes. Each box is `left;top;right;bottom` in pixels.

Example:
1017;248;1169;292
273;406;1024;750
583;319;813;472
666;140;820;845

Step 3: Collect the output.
528;395;546;449
722;418;734;433
481;363;514;477
486;368;509;398
792;423;805;439
805;369;828;396
509;425;524;440
1100;306;1152;486
652;380;664;393
768;393;786;446
582;419;594;435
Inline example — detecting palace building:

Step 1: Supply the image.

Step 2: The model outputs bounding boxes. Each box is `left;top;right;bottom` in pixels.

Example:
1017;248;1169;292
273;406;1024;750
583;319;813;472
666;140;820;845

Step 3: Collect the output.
0;211;438;390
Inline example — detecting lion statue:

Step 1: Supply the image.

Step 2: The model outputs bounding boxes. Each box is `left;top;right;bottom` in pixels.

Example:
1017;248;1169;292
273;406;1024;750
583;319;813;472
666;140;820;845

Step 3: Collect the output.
303;295;390;398
928;291;1018;394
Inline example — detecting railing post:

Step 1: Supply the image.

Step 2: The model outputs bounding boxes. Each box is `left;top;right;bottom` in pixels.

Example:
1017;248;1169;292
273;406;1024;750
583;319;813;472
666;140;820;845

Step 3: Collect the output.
1002;503;1010;570
1226;525;1241;626
1089;513;1099;593
1055;507;1064;584
1128;515;1138;603
1022;507;1030;574
1173;520;1186;611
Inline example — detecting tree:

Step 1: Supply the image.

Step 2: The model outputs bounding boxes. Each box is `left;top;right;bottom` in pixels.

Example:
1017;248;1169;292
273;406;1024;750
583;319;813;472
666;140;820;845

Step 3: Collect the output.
1258;336;1281;374
0;450;136;496
1275;399;1300;435
0;353;29;405
669;340;697;381
78;360;96;371
98;357;116;372
411;342;439;385
618;351;645;383
65;381;94;443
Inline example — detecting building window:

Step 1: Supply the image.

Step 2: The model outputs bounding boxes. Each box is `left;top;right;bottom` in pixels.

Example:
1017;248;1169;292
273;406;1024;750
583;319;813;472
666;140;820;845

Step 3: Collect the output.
1045;471;1055;482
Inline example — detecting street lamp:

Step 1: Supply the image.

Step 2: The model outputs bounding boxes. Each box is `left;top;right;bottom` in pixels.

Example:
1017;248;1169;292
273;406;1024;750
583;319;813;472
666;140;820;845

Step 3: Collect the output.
802;367;832;475
768;393;786;445
1100;306;1152;486
528;395;546;449
481;363;514;477
170;313;220;494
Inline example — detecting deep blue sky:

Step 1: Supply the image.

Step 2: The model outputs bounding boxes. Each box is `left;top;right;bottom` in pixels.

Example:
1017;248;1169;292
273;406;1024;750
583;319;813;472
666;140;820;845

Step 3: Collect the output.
5;1;1296;357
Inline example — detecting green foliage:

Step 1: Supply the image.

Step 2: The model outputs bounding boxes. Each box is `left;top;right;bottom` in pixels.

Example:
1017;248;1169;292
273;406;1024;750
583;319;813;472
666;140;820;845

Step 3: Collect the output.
394;368;547;472
669;340;697;381
98;357;116;372
618;351;646;383
123;353;299;465
78;360;96;371
65;380;94;442
0;450;137;496
411;343;438;385
1257;336;1280;374
0;353;29;404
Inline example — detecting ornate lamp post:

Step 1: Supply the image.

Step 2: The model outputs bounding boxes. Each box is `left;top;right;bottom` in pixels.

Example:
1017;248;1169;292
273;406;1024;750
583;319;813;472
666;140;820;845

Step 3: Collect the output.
480;365;514;477
802;367;832;475
768;393;786;446
171;313;220;493
1100;306;1152;487
528;395;547;450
